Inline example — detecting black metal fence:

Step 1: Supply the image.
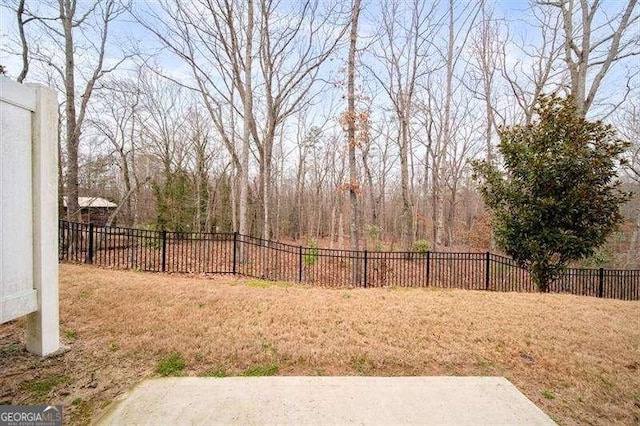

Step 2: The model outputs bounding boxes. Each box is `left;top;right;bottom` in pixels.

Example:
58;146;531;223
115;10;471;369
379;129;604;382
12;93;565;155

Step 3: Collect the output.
58;221;640;301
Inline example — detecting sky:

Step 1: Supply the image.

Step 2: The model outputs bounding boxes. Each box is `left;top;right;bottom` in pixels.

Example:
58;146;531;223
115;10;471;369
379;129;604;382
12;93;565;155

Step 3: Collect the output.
0;0;637;122
0;0;552;80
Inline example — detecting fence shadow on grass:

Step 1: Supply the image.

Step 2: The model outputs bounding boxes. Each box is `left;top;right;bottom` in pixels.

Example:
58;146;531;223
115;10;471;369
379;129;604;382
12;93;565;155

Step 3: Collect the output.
58;221;640;301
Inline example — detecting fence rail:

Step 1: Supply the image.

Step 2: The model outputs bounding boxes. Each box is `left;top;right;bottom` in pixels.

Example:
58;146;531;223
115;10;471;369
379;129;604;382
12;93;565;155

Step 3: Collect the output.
58;221;640;301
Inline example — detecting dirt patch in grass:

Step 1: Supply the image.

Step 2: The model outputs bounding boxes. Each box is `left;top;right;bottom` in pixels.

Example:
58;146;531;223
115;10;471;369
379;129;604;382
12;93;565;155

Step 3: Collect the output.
1;264;639;424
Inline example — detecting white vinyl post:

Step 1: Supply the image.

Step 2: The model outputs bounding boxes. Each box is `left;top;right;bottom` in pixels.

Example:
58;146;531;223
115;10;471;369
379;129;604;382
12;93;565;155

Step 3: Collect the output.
25;83;60;356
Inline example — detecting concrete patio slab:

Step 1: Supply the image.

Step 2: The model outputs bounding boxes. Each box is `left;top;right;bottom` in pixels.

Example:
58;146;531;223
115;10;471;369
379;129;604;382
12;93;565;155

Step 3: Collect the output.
96;376;556;425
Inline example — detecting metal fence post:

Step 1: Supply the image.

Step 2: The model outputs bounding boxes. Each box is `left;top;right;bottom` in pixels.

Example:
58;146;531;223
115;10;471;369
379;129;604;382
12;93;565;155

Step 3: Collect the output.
426;251;431;286
598;268;604;298
363;250;368;288
161;230;167;272
298;246;303;282
87;223;94;264
485;251;491;290
232;232;238;275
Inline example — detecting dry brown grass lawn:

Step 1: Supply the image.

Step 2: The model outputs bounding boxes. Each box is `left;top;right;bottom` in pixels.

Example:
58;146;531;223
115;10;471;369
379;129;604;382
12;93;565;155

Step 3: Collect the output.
1;264;639;425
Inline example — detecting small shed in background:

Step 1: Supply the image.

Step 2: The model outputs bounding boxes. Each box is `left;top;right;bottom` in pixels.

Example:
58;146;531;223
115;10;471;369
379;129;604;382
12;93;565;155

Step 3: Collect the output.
63;197;117;226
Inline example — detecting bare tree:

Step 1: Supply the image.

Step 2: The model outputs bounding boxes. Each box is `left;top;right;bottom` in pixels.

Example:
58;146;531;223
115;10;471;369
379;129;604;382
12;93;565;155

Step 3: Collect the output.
134;0;348;240
16;0;30;82
622;106;640;184
443;99;483;246
90;75;143;225
184;107;216;232
62;0;130;221
329;135;349;248
368;114;397;242
254;0;348;240
615;99;640;266
291;118;322;239
133;0;251;236
467;0;506;163
346;0;362;256
368;0;437;250
416;0;480;249
18;0;129;221
500;4;564;124
135;68;196;230
539;0;639;117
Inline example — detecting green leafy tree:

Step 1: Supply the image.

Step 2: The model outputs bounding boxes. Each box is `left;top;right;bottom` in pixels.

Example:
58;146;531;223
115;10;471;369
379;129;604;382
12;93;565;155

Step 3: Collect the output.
473;95;630;292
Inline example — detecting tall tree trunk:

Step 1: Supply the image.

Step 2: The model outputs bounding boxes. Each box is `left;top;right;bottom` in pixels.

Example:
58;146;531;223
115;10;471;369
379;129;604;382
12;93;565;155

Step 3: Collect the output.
16;0;29;83
347;0;362;254
347;0;362;284
437;0;456;248
361;143;377;227
261;131;274;240
329;201;336;249
431;166;441;248
230;168;238;232
57;108;64;220
400;118;414;250
61;1;80;222
294;144;306;240
239;0;254;242
117;149;132;225
444;181;458;246
338;205;345;250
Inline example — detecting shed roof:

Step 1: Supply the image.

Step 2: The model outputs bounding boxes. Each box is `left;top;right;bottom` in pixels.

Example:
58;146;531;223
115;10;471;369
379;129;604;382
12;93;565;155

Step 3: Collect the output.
63;197;117;208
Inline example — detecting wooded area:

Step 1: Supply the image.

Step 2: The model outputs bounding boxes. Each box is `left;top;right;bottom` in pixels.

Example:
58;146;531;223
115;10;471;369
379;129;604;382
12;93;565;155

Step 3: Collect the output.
4;0;639;268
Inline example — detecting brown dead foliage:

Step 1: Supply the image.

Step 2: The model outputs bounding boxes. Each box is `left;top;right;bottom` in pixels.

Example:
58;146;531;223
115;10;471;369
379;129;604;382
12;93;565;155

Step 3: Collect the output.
1;264;638;425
